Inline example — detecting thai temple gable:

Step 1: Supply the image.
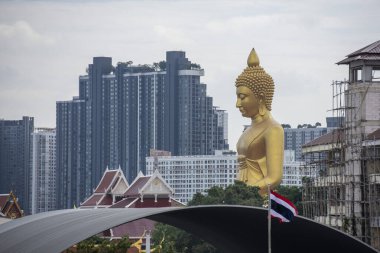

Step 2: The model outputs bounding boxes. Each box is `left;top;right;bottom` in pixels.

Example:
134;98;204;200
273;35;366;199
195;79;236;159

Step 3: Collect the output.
0;192;23;219
110;170;129;196
81;168;130;208
140;170;174;197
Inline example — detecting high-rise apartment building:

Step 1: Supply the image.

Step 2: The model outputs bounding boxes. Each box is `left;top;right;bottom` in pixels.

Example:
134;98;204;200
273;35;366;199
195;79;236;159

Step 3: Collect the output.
31;128;56;214
0;116;34;213
56;51;229;208
56;97;86;208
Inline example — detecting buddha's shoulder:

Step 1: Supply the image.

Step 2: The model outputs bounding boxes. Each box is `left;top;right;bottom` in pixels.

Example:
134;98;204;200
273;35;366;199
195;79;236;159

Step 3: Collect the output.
265;118;284;134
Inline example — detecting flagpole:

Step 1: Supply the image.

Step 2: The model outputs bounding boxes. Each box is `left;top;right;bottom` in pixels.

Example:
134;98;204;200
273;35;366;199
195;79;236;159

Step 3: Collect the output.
268;184;272;253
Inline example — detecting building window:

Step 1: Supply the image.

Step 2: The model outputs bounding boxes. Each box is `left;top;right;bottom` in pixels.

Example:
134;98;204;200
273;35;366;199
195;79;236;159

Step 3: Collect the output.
353;68;362;82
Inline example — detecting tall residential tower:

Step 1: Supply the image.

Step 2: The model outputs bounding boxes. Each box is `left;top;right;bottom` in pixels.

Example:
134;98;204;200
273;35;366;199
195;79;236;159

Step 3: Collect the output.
31;128;56;214
0;116;34;213
56;51;229;208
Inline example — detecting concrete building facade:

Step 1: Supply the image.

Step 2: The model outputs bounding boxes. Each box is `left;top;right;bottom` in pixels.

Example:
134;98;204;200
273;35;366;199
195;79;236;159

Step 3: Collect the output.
146;150;238;204
31;128;56;214
284;127;327;161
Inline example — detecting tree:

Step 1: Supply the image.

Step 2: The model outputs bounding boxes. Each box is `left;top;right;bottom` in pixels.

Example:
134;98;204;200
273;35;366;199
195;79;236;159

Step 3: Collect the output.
159;61;166;70
188;181;263;207
276;185;303;215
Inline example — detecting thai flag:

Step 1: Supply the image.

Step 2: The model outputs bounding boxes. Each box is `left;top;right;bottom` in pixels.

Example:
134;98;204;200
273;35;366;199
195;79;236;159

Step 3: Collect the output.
270;191;298;222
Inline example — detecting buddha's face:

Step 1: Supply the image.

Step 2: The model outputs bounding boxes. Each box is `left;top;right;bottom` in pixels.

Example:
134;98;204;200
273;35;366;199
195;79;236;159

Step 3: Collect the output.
236;86;260;118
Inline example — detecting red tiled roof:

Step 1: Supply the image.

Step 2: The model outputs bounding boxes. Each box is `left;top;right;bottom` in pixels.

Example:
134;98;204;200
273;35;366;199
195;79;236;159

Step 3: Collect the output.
81;194;103;206
94;170;118;193
110;198;137;208
303;130;344;148
367;128;380;140
0;195;9;210
124;177;150;197
98;195;113;206
111;218;156;238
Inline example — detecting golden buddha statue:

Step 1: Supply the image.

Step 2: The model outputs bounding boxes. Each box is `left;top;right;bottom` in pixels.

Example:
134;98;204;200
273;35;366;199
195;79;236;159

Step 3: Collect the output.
235;48;284;195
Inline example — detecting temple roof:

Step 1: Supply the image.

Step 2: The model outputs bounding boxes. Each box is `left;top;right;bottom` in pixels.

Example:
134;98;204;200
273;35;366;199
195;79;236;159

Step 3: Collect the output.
111;218;155;239
81;194;103;206
124;177;150;197
0;194;9;210
124;170;175;197
367;128;380;140
110;198;138;208
94;169;119;193
337;40;380;64
0;192;23;219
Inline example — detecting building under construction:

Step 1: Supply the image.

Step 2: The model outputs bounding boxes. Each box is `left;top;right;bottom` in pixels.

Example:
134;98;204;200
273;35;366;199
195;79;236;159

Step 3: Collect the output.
301;40;380;249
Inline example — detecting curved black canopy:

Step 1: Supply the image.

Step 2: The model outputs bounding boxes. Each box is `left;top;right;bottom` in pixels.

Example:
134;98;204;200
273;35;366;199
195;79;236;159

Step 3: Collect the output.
0;206;377;253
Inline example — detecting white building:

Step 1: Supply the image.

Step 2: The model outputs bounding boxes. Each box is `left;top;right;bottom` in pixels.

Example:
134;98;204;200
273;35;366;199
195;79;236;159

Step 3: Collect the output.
146;149;313;203
146;150;238;204
281;150;316;187
31;128;56;214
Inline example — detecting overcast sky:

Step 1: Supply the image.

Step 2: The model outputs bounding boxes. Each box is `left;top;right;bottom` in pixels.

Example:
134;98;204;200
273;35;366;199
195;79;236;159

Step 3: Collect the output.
0;0;379;147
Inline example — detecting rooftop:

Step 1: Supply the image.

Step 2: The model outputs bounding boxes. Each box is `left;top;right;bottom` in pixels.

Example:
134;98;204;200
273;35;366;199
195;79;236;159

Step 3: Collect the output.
367;128;380;140
302;130;344;148
337;40;380;64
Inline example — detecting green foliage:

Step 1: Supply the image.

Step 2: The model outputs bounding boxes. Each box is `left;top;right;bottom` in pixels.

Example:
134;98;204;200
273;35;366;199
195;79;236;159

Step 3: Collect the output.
152;223;217;253
153;61;167;71
188;181;263;207
296;122;322;129
72;235;131;253
276;185;303;215
190;63;201;69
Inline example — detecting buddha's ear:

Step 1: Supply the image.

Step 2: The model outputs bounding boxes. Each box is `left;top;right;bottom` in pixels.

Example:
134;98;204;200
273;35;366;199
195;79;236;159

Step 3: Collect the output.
258;93;265;104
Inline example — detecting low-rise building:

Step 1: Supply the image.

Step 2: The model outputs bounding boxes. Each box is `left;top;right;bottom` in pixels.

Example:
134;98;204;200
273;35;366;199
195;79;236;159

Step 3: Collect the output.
146;150;238;204
282;150;316;187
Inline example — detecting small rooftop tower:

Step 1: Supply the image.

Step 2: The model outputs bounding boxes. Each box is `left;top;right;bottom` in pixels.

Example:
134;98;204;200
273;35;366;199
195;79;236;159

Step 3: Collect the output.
337;40;380;135
337;40;380;83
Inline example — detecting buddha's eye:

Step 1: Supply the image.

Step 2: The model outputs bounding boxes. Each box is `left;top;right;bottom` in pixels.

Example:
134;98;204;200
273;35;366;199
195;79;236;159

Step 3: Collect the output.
239;94;246;99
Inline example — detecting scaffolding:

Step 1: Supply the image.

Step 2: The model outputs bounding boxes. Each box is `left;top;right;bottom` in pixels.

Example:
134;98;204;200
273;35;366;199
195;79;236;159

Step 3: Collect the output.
301;79;380;249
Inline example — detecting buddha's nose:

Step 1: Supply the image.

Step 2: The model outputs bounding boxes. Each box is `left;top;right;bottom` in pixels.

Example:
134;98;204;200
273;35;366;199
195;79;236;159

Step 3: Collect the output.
236;99;241;108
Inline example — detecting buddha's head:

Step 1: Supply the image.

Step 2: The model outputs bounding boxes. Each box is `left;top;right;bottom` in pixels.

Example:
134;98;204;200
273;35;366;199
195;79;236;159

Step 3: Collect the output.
235;49;274;118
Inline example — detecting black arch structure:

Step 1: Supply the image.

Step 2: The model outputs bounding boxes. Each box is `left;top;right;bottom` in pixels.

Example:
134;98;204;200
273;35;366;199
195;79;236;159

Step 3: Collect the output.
0;206;377;253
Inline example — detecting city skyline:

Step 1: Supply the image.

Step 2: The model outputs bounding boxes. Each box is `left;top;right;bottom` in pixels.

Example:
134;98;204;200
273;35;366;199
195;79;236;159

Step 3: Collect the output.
56;52;229;208
0;0;379;147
